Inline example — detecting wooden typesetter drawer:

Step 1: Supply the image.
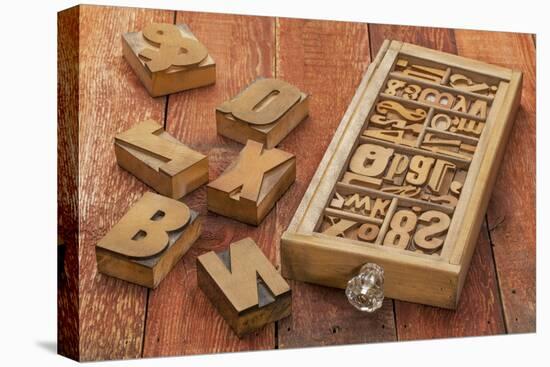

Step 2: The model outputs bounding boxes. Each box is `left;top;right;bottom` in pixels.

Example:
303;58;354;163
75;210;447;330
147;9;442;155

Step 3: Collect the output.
281;40;522;309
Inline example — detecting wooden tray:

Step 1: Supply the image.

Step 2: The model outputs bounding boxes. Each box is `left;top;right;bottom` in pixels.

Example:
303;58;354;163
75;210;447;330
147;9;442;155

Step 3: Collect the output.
280;40;523;309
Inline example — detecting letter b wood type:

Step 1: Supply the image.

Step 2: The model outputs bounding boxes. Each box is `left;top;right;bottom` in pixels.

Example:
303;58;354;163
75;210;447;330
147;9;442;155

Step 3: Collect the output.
207;140;296;225
216;78;309;148
197;238;291;337
115;120;208;199
96;192;202;288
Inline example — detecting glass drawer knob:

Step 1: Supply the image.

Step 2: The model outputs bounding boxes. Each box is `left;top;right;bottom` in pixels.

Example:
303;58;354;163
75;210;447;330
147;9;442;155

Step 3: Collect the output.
345;263;384;312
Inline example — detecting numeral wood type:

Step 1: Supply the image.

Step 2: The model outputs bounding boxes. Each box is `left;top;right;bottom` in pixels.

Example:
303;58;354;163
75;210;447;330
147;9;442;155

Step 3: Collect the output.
115;120;208;199
207;140;296;225
122;23;216;97
216;78;309;148
197;238;291;337
281;40;522;309
96;192;202;288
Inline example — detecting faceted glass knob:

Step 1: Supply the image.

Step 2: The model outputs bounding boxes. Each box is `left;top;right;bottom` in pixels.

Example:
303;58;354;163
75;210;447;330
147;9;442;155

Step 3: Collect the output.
345;263;384;312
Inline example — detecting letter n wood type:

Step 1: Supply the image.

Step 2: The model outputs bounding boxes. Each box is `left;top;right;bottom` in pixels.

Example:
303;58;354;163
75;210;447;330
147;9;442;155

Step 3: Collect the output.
197;238;291;337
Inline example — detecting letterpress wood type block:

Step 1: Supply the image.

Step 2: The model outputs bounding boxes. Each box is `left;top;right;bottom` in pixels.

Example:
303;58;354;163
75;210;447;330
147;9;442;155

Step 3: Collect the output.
216;78;309;148
96;192;202;288
122;23;215;97
197;238;291;337
207;140;296;225
115;120;208;199
281;40;523;309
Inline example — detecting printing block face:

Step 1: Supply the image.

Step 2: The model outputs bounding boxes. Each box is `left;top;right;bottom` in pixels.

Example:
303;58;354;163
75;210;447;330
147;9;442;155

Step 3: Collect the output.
216;78;309;148
115;119;208;199
197;238;291;337
207;140;296;225
122;23;216;96
96;192;202;288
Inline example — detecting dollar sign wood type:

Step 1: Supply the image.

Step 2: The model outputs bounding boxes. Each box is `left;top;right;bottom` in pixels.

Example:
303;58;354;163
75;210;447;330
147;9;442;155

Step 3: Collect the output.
122;23;216;96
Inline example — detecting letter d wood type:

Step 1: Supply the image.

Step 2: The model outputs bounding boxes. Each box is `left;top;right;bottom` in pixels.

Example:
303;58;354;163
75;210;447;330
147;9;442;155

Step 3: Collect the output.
96;192;202;288
216;78;309;148
197;238;291;337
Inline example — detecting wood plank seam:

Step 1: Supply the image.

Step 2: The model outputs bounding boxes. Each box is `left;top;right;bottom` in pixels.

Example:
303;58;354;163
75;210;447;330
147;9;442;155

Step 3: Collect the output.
483;214;509;334
140;9;177;358
140;291;151;357
367;25;400;343
162;11;178;129
274;16;280;351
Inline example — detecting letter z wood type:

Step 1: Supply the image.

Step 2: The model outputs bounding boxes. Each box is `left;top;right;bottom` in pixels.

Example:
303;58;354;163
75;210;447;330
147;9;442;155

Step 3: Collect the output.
207;140;296;225
96;192;202;288
197;238;291;337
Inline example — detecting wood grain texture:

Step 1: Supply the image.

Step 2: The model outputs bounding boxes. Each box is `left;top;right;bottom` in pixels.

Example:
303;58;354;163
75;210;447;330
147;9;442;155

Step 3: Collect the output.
368;24;506;340
368;24;457;57
141;11;277;357
395;221;505;339
57;5;80;361
275;19;397;348
77;5;173;361
455;30;536;333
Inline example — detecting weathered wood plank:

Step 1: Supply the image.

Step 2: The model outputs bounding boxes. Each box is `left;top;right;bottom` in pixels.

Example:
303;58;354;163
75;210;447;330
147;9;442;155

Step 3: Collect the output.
395;222;505;339
275;19;397;348
368;24;457;57
368;24;506;340
142;11;277;357
455;30;536;333
77;5;173;361
58;5;80;361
